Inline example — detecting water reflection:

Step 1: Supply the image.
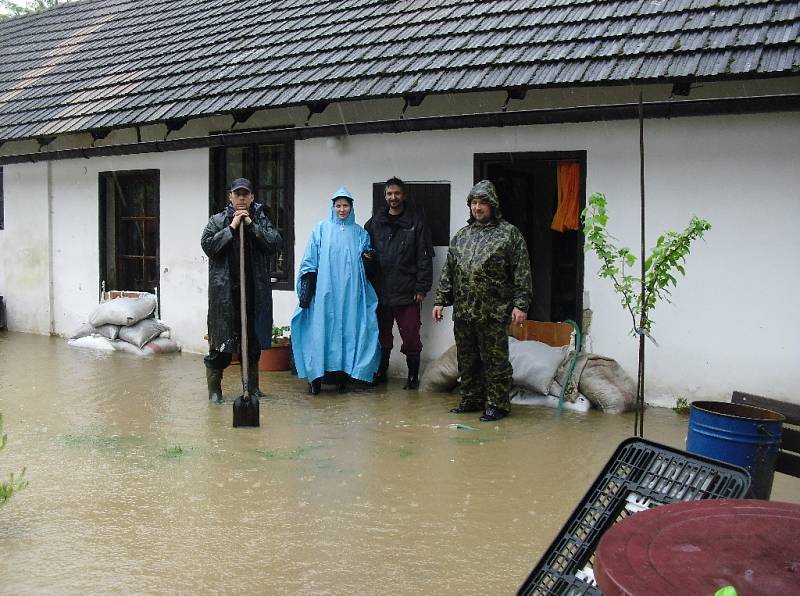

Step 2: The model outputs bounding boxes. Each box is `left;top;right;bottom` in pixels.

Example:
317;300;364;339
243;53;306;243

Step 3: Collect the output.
0;332;796;593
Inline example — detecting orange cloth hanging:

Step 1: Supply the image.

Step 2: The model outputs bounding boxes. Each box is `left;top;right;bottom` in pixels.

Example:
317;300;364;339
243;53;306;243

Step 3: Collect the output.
551;161;581;232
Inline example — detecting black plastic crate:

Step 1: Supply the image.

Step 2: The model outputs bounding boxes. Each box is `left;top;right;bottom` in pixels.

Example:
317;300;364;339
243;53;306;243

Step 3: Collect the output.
517;437;751;595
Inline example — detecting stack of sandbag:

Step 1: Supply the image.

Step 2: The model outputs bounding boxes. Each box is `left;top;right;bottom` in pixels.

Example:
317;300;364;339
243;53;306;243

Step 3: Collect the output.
420;338;633;413
507;337;591;412
67;293;180;357
420;338;571;399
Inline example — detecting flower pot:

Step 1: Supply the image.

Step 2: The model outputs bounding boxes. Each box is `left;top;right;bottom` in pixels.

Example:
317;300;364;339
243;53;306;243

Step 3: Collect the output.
259;342;291;371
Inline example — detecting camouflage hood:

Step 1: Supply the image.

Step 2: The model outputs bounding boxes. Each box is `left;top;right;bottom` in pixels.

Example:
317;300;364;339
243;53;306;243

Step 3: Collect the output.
467;180;502;223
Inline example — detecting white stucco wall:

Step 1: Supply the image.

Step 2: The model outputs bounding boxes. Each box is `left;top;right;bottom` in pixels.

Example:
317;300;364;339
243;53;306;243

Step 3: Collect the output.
2;110;798;404
0;162;52;333
293;112;800;404
3;150;210;353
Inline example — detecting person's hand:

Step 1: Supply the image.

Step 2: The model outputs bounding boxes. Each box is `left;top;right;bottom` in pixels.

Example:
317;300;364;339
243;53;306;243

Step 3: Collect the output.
511;307;527;325
432;305;444;322
414;292;426;304
230;210;250;230
362;249;376;260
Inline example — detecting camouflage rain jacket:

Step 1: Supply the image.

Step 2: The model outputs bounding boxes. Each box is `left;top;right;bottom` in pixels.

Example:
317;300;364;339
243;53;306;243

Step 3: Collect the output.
434;180;532;322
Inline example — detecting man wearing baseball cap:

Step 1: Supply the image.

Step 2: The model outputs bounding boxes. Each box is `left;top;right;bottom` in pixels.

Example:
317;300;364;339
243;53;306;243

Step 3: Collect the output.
201;178;283;403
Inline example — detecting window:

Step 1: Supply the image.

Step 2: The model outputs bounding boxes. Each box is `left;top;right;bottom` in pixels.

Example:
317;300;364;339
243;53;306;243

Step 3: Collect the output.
371;182;451;246
98;170;160;294
210;143;294;289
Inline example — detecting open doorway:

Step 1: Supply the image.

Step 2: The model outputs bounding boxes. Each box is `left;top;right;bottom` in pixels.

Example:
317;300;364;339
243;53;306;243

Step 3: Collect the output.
98;170;160;295
474;152;585;324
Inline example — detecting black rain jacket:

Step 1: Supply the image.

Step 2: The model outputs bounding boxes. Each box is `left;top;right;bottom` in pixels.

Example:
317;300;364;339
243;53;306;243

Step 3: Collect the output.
201;202;282;351
365;205;433;306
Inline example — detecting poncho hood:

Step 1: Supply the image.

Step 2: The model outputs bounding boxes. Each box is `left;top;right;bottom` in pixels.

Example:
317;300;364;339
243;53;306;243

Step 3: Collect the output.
330;186;356;225
467;179;502;222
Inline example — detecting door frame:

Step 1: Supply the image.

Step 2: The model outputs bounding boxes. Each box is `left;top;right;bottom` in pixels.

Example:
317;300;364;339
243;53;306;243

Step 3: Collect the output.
473;151;587;325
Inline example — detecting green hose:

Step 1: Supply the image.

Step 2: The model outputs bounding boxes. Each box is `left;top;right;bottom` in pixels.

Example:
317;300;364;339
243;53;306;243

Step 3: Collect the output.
557;319;582;416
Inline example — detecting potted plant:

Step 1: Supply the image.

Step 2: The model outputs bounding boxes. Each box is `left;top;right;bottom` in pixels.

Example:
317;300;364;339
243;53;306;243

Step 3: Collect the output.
259;325;291;371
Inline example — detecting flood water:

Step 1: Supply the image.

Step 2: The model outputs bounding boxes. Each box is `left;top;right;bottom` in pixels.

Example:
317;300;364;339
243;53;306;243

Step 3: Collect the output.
0;332;797;594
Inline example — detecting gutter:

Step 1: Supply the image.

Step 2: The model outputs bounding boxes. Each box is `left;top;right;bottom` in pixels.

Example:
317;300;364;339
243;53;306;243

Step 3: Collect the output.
1;94;798;165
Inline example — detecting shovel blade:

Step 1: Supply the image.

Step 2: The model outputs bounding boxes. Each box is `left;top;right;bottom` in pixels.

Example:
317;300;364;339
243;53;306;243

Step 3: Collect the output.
233;395;260;427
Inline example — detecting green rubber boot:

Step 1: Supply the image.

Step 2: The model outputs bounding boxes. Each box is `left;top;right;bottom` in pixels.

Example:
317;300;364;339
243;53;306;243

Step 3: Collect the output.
206;367;224;404
247;367;266;399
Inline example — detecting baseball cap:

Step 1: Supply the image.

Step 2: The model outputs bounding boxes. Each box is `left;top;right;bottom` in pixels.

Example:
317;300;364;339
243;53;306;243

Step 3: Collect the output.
230;178;253;193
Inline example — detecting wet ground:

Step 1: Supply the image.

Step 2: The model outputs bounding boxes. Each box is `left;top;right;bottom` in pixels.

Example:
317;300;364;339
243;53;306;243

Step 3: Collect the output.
0;332;797;594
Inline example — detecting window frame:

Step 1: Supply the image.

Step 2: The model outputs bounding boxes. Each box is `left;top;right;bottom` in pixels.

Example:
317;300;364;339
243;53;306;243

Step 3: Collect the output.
371;181;451;247
98;169;161;296
209;142;294;291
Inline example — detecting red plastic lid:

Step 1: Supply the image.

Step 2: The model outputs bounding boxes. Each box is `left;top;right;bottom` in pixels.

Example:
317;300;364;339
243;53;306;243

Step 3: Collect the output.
595;499;800;595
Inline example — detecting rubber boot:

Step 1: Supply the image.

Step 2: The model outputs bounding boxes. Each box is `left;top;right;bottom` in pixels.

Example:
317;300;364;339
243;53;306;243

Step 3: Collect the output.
206;367;224;404
373;349;391;385
403;353;420;390
247;367;266;399
337;372;349;394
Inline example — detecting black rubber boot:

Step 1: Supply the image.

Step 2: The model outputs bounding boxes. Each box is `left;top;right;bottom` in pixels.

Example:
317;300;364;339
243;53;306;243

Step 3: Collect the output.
373;350;391;384
206;367;224;404
403;353;420;390
337;372;350;394
479;406;510;422
449;397;484;413
247;367;266;398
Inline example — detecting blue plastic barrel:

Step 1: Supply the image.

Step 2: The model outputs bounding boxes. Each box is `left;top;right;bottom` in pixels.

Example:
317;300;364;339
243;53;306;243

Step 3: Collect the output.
687;401;785;499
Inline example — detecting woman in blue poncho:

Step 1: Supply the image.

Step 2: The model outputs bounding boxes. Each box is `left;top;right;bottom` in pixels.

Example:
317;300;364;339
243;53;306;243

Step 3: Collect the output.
291;186;381;394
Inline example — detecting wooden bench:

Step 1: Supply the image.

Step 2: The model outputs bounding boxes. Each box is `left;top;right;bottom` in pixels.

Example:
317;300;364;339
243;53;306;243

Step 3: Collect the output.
731;390;800;478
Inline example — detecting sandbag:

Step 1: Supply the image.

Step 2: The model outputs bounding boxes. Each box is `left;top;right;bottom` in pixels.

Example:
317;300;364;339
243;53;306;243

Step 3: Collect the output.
69;322;95;339
118;319;168;348
95;324;120;340
419;344;459;392
509;337;568;395
113;337;181;357
88;294;157;327
511;386;591;413
142;338;181;355
552;352;636;414
70;322;119;340
112;340;149;357
68;336;115;352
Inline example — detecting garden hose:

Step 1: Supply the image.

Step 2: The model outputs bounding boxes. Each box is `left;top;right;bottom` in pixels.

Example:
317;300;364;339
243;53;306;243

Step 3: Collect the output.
557;319;582;415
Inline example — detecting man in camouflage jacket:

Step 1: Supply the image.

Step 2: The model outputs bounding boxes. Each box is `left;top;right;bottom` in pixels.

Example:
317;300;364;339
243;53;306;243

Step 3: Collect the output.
432;180;532;421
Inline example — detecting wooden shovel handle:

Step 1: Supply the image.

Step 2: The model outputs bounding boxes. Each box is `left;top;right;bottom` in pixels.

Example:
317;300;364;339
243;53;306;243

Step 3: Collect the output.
239;226;249;398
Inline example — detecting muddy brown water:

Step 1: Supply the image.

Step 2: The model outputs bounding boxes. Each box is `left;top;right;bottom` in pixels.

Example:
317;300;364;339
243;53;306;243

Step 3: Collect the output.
0;332;797;594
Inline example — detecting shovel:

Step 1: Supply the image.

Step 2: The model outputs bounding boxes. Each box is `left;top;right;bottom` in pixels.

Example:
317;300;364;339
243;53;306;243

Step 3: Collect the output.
233;224;260;428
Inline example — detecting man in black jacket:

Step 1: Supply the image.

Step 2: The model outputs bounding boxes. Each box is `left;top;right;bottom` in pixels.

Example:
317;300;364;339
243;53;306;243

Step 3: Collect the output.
365;177;433;388
201;178;282;403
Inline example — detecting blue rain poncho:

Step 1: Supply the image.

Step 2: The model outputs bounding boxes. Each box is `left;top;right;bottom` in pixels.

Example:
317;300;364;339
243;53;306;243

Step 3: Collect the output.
291;187;380;382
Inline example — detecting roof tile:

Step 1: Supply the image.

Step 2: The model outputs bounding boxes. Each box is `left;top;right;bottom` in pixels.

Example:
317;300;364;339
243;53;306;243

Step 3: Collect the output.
0;0;797;142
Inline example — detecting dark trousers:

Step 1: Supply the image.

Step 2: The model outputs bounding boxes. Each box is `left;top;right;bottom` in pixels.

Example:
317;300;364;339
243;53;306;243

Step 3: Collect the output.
453;318;512;410
205;283;261;370
204;345;261;371
377;303;422;354
204;311;261;371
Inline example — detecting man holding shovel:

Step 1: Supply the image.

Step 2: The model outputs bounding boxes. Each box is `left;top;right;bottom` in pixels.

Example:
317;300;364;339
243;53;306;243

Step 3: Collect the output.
201;178;282;404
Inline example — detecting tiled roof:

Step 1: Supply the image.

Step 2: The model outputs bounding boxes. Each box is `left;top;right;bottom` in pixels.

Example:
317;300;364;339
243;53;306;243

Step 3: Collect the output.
0;0;798;142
